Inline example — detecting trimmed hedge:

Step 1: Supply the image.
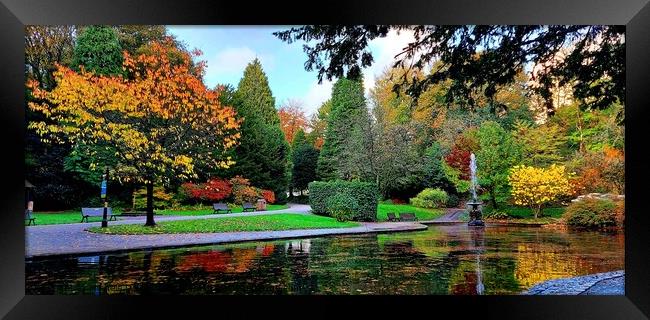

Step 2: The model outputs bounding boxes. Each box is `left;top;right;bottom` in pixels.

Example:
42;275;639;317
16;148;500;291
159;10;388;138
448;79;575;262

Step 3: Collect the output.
309;180;378;222
326;193;359;222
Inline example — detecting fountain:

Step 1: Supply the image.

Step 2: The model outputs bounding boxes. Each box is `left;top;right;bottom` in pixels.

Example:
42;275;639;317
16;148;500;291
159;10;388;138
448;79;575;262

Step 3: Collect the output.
467;153;485;227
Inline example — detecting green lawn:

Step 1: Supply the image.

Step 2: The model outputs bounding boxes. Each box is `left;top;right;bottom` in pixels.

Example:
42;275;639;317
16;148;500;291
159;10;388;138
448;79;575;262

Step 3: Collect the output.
157;204;289;216
376;204;444;221
88;213;359;234
29;204;289;226
31;209;124;225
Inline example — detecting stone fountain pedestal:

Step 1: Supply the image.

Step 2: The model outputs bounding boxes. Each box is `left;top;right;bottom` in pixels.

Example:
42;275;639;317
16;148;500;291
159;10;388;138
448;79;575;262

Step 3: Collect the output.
467;201;485;227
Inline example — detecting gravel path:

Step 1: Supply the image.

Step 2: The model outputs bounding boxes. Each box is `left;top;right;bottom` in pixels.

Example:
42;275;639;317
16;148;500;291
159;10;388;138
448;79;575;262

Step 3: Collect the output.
522;270;625;295
25;204;428;258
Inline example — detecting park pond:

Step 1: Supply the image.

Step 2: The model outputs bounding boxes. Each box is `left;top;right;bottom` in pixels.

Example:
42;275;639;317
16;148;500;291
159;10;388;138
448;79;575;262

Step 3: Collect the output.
25;224;624;295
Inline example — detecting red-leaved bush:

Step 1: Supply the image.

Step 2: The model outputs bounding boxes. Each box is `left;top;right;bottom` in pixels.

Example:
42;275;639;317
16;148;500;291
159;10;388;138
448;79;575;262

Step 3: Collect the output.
180;182;203;200
261;189;275;204
180;179;232;202
202;178;232;202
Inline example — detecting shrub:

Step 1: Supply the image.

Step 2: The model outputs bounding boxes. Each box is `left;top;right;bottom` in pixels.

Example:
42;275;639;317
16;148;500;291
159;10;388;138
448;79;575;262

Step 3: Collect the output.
230;176;257;204
509;164;573;219
234;186;259;204
179;179;232;203
308;180;378;221
180;182;203;201
410;188;448;209
614;200;624;227
261;189;275;204
484;210;510;220
326;193;359;222
446;194;460;208
202;178;232;202
564;198;619;228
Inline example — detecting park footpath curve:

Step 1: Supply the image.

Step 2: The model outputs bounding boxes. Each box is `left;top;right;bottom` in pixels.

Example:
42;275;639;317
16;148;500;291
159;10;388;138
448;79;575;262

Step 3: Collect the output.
25;204;427;258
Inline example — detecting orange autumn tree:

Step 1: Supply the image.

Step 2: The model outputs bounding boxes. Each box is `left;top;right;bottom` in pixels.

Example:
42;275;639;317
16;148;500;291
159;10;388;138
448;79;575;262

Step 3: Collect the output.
278;101;308;144
27;40;241;226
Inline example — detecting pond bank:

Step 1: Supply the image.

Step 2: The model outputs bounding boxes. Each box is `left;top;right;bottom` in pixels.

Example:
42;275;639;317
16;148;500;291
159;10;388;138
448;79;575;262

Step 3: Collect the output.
523;270;624;295
26;220;428;258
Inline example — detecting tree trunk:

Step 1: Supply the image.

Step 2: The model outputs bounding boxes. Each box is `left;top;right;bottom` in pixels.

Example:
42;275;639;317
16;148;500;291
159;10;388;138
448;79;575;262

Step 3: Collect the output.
534;205;542;219
144;182;155;226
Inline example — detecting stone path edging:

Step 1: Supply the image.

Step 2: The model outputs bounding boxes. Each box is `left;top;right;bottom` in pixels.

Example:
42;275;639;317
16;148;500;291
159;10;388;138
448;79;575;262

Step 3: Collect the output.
522;270;625;295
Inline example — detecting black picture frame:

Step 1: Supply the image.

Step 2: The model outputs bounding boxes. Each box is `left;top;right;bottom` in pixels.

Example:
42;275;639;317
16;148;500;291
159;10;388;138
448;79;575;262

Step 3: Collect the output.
1;0;648;318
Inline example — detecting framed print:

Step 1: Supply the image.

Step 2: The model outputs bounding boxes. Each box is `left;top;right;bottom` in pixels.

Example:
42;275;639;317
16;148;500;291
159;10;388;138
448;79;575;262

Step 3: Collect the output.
1;0;649;318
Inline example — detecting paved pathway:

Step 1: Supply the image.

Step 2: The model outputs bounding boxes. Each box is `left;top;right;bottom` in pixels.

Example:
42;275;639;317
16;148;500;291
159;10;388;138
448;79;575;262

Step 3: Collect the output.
26;203;428;258
522;270;625;295
420;208;466;224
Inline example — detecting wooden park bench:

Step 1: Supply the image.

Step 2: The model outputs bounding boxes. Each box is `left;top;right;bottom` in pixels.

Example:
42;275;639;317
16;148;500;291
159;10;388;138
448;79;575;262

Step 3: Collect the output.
242;202;256;212
81;207;117;223
212;203;232;214
25;210;36;226
399;212;418;222
387;212;399;222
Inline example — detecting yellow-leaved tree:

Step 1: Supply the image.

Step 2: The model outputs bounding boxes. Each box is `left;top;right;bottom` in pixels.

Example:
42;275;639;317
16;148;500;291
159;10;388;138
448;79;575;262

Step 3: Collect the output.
27;40;241;226
508;164;573;219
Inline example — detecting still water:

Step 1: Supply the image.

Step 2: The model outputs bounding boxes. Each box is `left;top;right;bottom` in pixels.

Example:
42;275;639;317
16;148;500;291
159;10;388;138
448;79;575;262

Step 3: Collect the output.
25;225;624;295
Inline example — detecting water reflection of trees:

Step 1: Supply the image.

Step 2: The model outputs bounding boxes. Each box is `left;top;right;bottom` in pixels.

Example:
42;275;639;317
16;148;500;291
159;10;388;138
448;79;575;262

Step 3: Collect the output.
512;230;624;288
25;227;624;295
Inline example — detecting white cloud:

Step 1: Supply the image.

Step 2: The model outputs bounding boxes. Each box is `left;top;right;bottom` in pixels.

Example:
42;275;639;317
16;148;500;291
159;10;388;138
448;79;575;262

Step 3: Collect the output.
301;79;333;116
363;29;416;96
295;30;416;117
204;47;275;86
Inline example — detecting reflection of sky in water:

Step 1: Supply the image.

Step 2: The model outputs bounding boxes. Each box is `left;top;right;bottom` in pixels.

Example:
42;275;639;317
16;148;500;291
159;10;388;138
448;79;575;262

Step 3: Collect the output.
26;225;624;295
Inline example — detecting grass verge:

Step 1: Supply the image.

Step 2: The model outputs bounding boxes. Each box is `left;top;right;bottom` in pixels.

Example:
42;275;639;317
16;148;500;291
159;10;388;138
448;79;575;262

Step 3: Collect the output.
88;213;359;234
377;204;444;221
31;210;123;225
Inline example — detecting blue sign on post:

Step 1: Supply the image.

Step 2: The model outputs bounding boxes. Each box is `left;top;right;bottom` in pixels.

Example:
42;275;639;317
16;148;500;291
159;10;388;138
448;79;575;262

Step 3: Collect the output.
100;180;107;199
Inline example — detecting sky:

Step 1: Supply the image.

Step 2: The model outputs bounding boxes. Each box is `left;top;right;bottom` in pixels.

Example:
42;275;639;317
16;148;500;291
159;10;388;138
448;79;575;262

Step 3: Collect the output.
167;26;415;116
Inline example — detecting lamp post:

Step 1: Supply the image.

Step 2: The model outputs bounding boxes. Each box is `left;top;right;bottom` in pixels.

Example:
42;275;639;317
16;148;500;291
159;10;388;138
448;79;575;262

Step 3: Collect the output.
101;167;109;228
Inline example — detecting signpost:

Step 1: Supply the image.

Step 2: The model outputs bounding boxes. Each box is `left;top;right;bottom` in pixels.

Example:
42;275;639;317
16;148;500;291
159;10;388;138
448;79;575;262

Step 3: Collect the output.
101;167;109;228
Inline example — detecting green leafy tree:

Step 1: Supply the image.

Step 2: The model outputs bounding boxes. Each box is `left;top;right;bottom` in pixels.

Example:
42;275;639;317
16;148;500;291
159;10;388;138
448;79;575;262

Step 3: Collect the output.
67;26;127;187
292;129;309;148
307;99;331;149
114;25;168;55
423;142;453;192
72;26;124;76
474;121;523;208
317;77;369;181
513;120;567;167
292;141;319;194
372;123;423;198
231;59;289;203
